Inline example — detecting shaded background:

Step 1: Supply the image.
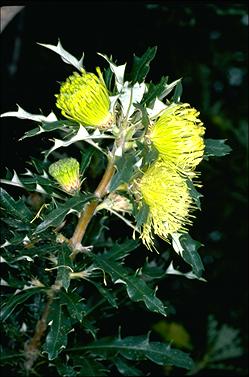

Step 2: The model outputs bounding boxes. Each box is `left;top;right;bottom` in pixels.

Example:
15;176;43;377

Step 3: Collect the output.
1;2;248;375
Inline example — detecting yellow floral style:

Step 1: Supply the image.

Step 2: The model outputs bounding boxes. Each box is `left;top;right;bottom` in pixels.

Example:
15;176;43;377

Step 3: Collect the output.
56;68;113;129
139;160;195;250
150;103;205;174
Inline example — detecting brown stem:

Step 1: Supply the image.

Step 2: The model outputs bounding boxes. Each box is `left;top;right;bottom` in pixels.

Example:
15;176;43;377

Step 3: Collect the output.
24;289;55;371
70;158;116;253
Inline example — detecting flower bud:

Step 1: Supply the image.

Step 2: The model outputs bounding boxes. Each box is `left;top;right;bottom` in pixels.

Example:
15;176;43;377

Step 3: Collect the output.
49;158;81;194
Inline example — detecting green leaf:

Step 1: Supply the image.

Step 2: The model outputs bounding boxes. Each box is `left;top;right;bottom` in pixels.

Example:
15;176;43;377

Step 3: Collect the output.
55;359;77;377
80;147;95;175
0;188;33;222
20;120;76;140
130;47;157;83
113;356;143;376
72;355;108;376
186;179;203;210
57;244;73;291
172;233;204;278
34;193;93;234
204;139;232;157
134;202;149;230
71;334;194;369
91;254;167;316
109;153;137;191
0;288;44;321
172;80;183;103
142;76;169;105
106;239;139;261
60;290;86;322
87;279;118;308
43;299;72;360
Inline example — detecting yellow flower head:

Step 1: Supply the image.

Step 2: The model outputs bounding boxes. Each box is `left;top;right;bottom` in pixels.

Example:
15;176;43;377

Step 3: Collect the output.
56;68;113;129
139;160;195;250
149;103;205;174
49;158;81;194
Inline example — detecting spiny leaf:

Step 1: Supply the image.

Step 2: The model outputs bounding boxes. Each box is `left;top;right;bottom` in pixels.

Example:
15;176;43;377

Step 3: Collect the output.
55;359;77;377
34;193;93;234
109;152;138;191
204;139;232;157
0;104;57;123
0;288;44;322
113;356;143;376
38;39;84;71
57;244;73;292
43;299;72;360
186;178;203;210
0;188;33;222
91;254;167;316
131;47;157;84
60;290;86;322
86;279;118;308
105;239;139;261
172;80;183;103
72;355;108;376
70;334;194;369
80;147;95;175
20;119;75;141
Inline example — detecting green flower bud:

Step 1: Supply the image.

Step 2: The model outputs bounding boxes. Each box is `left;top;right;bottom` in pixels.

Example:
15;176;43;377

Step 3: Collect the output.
49;158;81;194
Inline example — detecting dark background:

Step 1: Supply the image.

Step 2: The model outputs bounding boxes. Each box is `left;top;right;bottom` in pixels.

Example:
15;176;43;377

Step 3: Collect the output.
1;2;248;375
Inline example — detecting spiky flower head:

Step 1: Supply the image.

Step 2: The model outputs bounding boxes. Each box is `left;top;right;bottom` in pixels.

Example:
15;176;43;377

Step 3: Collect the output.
49;158;80;194
56;68;113;129
149;103;205;174
138;160;195;250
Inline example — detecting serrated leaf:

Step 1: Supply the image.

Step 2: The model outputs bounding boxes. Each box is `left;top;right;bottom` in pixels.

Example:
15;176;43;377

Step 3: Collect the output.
186;178;203;210
98;53;126;92
38;39;84;71
57;245;73;291
134;202;149;230
87;279;118;308
131;47;157;84
0;104;57;122
73;356;108;376
118;82;146;118
172;233;204;278
34;193;93;234
20;119;75;141
0;288;44;321
60;290;86;322
45;125;112;157
109;153;137;191
106;239;139;261
204;139;232;157
172;80;183;103
113;356;143;376
80;147;95;175
43;299;72;360
91;254;167;316
0;188;33;222
74;335;193;369
55;359;77;377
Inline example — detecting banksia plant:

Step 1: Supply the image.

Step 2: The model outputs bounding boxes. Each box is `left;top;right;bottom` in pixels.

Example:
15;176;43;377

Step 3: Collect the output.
0;40;231;377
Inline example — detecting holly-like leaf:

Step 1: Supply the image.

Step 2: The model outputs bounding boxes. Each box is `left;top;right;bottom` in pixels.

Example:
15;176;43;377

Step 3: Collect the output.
134;202;149;230
91;254;167;317
80;147;95;175
172;233;204;278
43;299;72;360
113;356;143;376
172;80;183;103
19;119;75;141
72;355;108;376
55;359;77;377
204;139;232;157
0;188;33;222
60;290;86;322
38;39;84;71
72;334;194;369
34;193;93;234
86;279;118;308
105;239;139;261
186;178;203;210
130;47;157;84
0;288;44;322
1;104;57;123
109;152;137;191
57;244;73;292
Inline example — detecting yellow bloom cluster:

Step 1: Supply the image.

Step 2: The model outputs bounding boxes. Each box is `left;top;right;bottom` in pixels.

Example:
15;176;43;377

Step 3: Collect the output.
138;103;204;249
150;103;205;174
56;68;113;129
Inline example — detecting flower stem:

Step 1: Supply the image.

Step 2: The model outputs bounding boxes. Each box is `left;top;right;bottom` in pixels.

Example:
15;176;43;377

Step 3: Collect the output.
70;157;115;254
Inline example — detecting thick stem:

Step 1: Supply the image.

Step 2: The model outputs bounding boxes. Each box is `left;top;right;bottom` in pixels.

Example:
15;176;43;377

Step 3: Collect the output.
70;158;115;253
